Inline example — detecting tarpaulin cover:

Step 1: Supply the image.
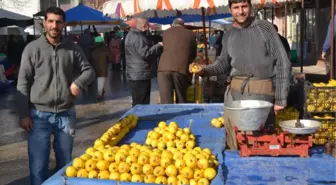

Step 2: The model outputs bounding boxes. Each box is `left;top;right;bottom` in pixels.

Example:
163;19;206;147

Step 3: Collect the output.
0;9;34;27
65;3;121;26
148;13;231;25
43;104;226;185
224;150;336;185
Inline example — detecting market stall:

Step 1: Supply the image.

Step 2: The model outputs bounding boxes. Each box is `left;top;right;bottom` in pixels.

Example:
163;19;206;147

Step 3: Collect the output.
43;104;226;185
42;104;336;185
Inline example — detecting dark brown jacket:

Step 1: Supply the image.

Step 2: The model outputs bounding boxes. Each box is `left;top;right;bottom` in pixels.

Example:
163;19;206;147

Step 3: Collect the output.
158;26;197;76
91;43;112;77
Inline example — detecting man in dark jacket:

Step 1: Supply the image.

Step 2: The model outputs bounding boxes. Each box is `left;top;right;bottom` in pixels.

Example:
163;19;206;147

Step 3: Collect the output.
125;18;163;107
158;18;197;103
214;30;224;57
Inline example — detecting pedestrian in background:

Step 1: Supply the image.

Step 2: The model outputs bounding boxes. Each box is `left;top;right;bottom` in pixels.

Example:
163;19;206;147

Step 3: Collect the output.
321;16;336;78
91;36;112;99
125;17;163;107
158;18;197;103
109;31;121;72
16;7;95;185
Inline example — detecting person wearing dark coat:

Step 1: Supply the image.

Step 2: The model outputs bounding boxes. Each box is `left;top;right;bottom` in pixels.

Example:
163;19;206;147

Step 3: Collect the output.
157;18;197;103
124;18;163;107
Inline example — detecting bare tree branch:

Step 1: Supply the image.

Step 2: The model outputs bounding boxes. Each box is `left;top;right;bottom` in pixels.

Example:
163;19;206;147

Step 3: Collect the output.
0;0;31;9
83;0;108;11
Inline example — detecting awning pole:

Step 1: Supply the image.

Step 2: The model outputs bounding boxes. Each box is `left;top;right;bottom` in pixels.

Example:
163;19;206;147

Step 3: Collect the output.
80;22;83;36
271;6;274;24
300;0;305;73
284;3;287;37
331;0;335;79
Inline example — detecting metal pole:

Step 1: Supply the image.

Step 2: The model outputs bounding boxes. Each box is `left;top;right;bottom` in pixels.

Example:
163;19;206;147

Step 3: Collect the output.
80;22;83;35
272;6;274;24
208;18;211;50
331;0;335;79
33;17;35;36
300;0;305;73
201;7;209;63
284;4;287;37
315;0;320;53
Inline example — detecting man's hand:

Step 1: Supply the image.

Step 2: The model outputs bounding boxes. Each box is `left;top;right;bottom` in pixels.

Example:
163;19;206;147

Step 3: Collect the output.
189;62;205;75
70;83;80;97
321;52;327;60
20;117;33;132
274;105;285;115
158;42;163;46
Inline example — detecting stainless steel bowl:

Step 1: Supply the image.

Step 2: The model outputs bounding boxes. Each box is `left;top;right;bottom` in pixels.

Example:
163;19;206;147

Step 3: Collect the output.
224;100;273;131
279;120;322;134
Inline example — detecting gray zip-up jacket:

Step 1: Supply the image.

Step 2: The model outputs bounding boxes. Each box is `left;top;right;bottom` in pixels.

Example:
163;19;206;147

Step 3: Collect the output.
16;34;95;118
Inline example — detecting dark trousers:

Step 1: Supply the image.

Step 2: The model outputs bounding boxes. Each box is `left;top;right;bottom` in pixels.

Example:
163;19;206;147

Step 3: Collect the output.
157;71;189;104
129;79;151;107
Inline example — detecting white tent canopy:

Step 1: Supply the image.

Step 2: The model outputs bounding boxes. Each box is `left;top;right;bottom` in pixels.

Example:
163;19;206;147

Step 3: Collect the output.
0;8;32;20
103;0;230;18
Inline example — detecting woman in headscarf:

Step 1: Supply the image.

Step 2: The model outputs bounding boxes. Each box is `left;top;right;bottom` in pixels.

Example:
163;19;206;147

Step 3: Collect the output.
91;36;112;99
109;31;121;71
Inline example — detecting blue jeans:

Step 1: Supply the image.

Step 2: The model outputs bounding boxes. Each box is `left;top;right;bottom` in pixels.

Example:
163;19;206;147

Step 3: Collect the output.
28;108;76;185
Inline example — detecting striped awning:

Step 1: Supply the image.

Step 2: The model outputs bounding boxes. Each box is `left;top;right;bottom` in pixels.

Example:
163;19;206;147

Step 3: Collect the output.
103;0;230;18
252;0;301;7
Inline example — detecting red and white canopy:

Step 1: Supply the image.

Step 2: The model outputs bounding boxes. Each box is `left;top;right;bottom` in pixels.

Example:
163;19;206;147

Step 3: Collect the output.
103;0;229;18
103;0;300;19
251;0;301;7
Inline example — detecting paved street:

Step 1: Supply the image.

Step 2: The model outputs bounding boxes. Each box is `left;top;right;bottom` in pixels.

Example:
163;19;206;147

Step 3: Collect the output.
0;71;160;185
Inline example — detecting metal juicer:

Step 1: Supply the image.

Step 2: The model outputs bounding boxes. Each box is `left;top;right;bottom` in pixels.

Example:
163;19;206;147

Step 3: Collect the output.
225;100;321;158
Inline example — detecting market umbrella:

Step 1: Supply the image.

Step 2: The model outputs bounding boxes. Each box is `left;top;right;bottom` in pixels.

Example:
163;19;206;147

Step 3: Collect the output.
0;9;34;27
147;13;231;25
65;3;122;26
251;0;301;7
103;0;229;19
125;19;160;30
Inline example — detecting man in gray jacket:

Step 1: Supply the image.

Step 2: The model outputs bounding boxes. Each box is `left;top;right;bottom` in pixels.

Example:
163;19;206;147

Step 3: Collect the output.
16;7;95;185
125;18;162;107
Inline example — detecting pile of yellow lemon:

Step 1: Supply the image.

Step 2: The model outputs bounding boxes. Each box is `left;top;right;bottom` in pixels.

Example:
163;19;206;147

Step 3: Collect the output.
66;121;218;185
191;64;200;73
93;114;139;148
275;107;299;129
313;79;336;87
210;117;225;128
145;121;197;150
312;114;336;145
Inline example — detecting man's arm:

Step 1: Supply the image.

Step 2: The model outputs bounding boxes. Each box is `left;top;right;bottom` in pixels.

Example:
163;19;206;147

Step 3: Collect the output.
73;45;95;90
322;19;334;53
203;31;231;76
262;22;291;107
16;47;34;118
137;34;162;59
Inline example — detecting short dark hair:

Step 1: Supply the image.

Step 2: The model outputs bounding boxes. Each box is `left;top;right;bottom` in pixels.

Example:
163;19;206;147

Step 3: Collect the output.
229;0;251;7
44;7;66;22
273;24;278;32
